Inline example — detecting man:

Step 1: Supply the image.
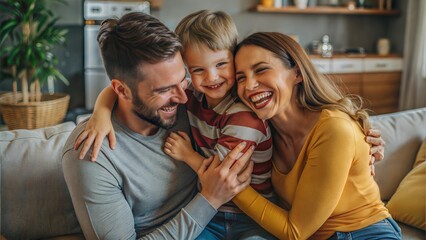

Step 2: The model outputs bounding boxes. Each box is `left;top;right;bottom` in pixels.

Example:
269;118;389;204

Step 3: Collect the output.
62;12;252;239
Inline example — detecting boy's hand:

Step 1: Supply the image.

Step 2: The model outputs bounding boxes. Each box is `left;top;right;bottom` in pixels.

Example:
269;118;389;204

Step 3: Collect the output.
74;115;116;161
164;131;194;162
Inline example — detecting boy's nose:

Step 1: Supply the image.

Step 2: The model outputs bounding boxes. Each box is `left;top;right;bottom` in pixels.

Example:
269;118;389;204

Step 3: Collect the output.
207;71;219;82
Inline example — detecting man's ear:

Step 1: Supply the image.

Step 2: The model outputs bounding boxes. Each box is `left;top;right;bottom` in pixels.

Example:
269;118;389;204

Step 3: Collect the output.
111;79;132;100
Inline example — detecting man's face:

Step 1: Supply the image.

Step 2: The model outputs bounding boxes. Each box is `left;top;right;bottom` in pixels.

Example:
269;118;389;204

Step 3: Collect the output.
131;52;188;129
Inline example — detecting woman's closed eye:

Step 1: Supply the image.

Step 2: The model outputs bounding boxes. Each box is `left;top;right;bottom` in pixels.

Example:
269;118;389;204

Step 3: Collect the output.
236;74;246;83
255;67;268;74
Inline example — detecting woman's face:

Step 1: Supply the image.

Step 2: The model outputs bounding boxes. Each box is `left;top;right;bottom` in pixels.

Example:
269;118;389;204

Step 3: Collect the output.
235;45;301;120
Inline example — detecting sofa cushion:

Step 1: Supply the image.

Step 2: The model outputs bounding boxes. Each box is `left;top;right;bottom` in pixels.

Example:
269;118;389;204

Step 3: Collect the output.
0;122;82;239
386;139;426;230
398;222;426;240
370;108;426;201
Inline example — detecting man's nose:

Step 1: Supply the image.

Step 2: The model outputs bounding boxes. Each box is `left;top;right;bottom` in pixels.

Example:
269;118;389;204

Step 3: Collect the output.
173;84;188;104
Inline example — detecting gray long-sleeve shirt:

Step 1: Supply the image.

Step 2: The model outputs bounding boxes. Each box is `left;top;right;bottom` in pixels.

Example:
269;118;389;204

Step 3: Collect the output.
62;107;217;239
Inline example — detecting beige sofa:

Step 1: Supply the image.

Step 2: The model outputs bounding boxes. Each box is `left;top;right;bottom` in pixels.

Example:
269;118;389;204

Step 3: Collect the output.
1;108;425;239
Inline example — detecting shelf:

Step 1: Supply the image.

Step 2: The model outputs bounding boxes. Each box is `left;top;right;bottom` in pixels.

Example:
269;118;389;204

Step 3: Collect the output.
252;5;400;15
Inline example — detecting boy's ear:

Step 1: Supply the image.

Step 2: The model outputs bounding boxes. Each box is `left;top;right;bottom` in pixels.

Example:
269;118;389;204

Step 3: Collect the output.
111;79;132;100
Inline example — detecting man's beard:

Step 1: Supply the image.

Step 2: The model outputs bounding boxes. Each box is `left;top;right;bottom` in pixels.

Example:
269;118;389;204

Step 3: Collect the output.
131;92;178;129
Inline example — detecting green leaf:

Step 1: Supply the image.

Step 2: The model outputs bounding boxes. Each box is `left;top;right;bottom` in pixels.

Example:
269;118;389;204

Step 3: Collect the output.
0;20;19;46
52;68;69;85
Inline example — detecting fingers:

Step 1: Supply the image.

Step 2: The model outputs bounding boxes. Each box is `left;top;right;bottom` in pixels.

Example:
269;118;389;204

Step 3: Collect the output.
165;134;180;149
370;163;376;176
177;131;191;142
164;142;173;155
197;156;214;175
369;155;376;165
221;142;248;169
373;150;384;162
74;131;89;150
228;145;254;175
237;160;253;185
108;129;116;150
78;133;96;160
367;129;382;138
370;145;385;161
209;154;222;169
90;137;104;162
366;136;386;147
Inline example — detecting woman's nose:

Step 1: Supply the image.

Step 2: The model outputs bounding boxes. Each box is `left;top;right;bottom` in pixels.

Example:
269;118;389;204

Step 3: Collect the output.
245;77;259;90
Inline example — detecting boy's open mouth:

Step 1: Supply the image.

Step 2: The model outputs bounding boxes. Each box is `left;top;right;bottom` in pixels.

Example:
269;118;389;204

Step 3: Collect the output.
205;82;225;89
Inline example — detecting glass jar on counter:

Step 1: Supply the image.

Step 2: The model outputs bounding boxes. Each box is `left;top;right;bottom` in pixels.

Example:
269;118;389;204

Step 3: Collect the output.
319;35;333;57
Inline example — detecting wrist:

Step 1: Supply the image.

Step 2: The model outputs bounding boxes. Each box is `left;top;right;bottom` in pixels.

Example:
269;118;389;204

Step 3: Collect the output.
200;190;221;210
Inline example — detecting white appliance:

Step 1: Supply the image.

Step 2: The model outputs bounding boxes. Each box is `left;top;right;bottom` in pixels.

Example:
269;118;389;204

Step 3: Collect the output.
84;1;150;109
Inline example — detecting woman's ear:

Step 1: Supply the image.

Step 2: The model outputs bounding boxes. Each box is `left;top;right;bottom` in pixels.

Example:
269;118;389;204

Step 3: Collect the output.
294;67;303;84
111;79;132;100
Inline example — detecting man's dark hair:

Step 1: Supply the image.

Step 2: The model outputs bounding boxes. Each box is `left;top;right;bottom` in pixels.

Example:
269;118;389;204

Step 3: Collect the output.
97;12;183;89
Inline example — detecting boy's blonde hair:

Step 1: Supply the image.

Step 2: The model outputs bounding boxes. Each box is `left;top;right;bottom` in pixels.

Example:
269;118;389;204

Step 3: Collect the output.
175;10;238;53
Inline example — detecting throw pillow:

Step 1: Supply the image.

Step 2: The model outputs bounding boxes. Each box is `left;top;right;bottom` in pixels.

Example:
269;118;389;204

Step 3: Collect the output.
386;139;426;230
414;138;426;168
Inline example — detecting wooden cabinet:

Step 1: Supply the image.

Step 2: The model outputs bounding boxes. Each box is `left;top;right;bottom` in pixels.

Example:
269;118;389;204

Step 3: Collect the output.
312;56;402;114
329;72;401;114
362;72;401;114
330;73;363;96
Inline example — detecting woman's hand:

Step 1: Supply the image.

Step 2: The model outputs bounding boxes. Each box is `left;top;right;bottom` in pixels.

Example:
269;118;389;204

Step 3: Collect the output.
74;115;116;161
366;128;386;176
198;142;254;209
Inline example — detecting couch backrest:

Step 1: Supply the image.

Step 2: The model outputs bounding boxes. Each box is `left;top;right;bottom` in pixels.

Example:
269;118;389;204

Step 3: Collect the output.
371;108;426;201
0;122;81;239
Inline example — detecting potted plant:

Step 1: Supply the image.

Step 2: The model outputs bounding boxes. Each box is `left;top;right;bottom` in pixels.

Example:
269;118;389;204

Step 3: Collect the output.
0;0;70;130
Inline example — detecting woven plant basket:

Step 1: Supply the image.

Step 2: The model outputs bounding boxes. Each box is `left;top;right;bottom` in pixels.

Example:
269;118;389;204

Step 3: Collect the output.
0;92;70;130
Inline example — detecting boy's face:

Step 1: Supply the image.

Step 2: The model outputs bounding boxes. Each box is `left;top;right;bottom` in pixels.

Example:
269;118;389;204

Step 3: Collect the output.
184;44;235;108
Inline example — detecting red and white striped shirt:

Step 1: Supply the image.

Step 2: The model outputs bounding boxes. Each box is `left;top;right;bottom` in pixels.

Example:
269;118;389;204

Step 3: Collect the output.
186;88;273;197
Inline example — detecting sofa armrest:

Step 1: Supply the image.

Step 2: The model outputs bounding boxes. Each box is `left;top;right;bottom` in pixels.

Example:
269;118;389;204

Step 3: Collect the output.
370;108;426;201
1;122;82;239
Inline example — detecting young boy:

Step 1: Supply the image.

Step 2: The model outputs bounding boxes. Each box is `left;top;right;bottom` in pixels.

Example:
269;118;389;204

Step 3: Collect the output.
164;10;276;239
76;10;276;239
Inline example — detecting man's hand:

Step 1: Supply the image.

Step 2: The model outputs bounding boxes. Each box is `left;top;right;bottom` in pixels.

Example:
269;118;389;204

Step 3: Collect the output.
197;142;253;209
366;128;386;176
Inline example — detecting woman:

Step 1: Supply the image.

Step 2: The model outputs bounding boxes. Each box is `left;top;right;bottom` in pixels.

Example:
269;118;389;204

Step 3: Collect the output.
230;32;401;239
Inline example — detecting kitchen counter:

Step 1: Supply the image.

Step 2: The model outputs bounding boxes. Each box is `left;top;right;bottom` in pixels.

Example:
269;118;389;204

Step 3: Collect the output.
309;54;402;59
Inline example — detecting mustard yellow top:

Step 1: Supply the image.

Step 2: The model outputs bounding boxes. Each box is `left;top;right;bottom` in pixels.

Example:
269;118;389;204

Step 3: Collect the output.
233;109;390;240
